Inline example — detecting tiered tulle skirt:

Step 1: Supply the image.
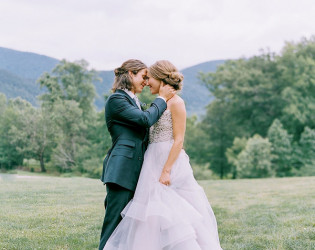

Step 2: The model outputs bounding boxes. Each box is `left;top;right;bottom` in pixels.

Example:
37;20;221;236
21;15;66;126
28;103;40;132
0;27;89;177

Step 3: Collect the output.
104;140;222;250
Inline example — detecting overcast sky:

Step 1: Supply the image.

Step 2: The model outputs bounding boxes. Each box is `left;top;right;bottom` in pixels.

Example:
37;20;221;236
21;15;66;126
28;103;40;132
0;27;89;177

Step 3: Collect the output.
0;0;314;70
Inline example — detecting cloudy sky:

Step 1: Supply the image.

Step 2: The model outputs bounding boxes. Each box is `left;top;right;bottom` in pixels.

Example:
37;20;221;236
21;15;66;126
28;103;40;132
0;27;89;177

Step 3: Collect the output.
0;0;314;70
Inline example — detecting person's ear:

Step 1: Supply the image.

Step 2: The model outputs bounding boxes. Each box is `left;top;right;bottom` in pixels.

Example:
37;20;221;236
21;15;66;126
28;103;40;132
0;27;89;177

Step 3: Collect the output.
128;71;133;77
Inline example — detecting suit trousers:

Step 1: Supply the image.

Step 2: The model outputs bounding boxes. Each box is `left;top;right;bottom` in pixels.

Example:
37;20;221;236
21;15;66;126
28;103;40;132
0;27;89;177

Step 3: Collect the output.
99;183;134;250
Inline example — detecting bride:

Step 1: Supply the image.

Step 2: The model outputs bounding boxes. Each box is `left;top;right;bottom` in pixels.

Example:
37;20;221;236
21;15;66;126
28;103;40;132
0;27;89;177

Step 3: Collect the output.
104;60;222;250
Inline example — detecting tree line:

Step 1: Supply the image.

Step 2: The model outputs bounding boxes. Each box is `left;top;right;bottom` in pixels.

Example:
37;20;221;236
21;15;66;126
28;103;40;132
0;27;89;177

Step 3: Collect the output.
185;36;315;178
0;36;314;179
0;60;111;177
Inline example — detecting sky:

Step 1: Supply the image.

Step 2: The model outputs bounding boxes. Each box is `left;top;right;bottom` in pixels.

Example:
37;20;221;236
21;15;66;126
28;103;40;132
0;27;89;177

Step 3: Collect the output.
0;0;314;70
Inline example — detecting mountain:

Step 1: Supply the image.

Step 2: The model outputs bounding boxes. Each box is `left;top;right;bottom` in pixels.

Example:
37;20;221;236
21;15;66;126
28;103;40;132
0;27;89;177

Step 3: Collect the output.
180;60;225;116
0;47;59;79
94;70;115;109
93;60;226;115
0;47;225;116
0;69;40;105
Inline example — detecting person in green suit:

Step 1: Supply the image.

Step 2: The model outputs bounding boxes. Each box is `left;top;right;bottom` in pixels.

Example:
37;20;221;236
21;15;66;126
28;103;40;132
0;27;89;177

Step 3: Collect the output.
99;59;175;249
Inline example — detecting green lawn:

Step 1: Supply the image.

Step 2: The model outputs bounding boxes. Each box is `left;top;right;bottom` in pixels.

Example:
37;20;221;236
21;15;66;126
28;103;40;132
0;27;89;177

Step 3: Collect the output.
0;173;314;250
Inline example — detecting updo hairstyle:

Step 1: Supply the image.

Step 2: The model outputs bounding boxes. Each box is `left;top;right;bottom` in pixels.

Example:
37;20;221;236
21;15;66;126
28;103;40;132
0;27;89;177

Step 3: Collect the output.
148;60;183;90
112;59;147;92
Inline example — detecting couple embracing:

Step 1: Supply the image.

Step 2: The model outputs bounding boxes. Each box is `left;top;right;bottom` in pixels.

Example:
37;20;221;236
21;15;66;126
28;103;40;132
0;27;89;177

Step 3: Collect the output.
99;59;222;250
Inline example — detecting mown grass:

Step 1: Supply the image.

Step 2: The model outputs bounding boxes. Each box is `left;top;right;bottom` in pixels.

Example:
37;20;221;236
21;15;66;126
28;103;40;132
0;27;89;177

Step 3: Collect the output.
0;173;314;249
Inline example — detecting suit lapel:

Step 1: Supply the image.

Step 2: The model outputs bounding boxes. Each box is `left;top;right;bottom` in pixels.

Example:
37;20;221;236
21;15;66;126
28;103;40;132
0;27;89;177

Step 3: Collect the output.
116;89;139;109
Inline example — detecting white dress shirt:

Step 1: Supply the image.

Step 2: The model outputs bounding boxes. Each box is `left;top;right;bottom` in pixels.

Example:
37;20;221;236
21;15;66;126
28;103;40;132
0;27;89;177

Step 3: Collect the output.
122;89;166;110
123;89;141;109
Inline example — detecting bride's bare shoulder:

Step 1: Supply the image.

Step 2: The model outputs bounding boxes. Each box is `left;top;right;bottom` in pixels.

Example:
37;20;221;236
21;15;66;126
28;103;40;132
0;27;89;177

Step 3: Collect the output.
168;95;186;113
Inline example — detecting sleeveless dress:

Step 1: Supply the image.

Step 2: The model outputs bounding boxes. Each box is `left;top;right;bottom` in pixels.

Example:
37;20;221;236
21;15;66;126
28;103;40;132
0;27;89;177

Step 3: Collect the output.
104;110;222;250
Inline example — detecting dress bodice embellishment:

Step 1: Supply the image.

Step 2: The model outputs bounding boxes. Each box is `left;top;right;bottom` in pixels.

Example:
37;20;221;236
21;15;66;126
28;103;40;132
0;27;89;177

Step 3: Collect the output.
149;110;173;143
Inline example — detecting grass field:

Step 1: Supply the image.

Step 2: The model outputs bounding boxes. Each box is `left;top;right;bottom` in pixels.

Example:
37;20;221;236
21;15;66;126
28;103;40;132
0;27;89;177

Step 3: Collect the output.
0;173;314;250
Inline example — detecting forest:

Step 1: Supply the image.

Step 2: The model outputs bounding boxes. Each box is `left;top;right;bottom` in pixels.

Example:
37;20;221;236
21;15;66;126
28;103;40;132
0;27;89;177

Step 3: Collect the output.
0;37;314;179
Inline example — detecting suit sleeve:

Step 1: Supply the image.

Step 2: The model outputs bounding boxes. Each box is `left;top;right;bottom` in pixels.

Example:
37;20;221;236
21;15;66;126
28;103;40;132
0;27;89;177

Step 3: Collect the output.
107;94;167;128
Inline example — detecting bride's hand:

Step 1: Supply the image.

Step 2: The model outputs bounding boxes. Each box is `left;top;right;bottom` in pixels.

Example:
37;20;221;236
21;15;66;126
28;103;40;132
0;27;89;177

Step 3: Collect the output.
159;170;171;186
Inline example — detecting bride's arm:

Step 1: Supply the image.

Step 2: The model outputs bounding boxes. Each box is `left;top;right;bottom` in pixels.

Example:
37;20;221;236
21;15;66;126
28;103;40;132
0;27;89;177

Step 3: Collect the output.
159;98;186;186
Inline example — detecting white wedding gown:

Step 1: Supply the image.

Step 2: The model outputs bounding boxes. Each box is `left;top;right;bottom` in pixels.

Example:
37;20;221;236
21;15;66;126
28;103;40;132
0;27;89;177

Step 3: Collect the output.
104;110;222;250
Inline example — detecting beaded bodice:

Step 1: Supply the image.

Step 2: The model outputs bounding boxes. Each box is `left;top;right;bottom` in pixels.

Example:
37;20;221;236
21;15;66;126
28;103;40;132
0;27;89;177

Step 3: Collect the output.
149;110;173;143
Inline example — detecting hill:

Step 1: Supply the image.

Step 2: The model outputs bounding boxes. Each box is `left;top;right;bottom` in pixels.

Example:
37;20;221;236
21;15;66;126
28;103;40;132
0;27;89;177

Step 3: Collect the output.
0;47;224;115
0;47;59;79
94;70;115;109
181;60;225;116
0;69;41;105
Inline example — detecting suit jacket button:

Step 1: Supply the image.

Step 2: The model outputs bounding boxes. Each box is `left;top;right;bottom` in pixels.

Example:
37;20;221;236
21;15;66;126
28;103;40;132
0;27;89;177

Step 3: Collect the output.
138;157;142;160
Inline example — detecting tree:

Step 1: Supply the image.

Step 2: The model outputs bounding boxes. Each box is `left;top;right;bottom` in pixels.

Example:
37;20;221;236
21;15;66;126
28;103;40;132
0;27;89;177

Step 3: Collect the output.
237;134;274;178
197;36;315;178
184;116;200;160
279;37;315;140
76;109;111;177
198;100;235;178
5;98;56;172
51;100;86;172
226;137;247;179
138;86;156;106
267;119;292;176
23;108;57;172
297;127;315;176
0;98;30;169
38;59;99;121
199;53;284;138
0;93;6;117
38;60;101;172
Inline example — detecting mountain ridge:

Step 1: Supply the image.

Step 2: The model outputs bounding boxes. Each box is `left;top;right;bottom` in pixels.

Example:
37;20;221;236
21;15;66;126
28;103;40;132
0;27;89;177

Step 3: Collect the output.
0;47;225;115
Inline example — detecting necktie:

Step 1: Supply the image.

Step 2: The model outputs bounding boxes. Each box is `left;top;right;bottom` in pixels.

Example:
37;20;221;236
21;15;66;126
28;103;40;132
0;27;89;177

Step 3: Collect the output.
134;95;141;109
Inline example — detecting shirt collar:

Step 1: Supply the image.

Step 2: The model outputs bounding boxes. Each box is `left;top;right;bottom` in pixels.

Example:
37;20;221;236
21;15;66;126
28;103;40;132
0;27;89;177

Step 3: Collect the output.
122;89;136;99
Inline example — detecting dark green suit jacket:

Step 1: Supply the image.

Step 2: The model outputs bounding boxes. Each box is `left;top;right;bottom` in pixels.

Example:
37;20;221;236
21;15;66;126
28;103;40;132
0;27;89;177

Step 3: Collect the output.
101;89;167;191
